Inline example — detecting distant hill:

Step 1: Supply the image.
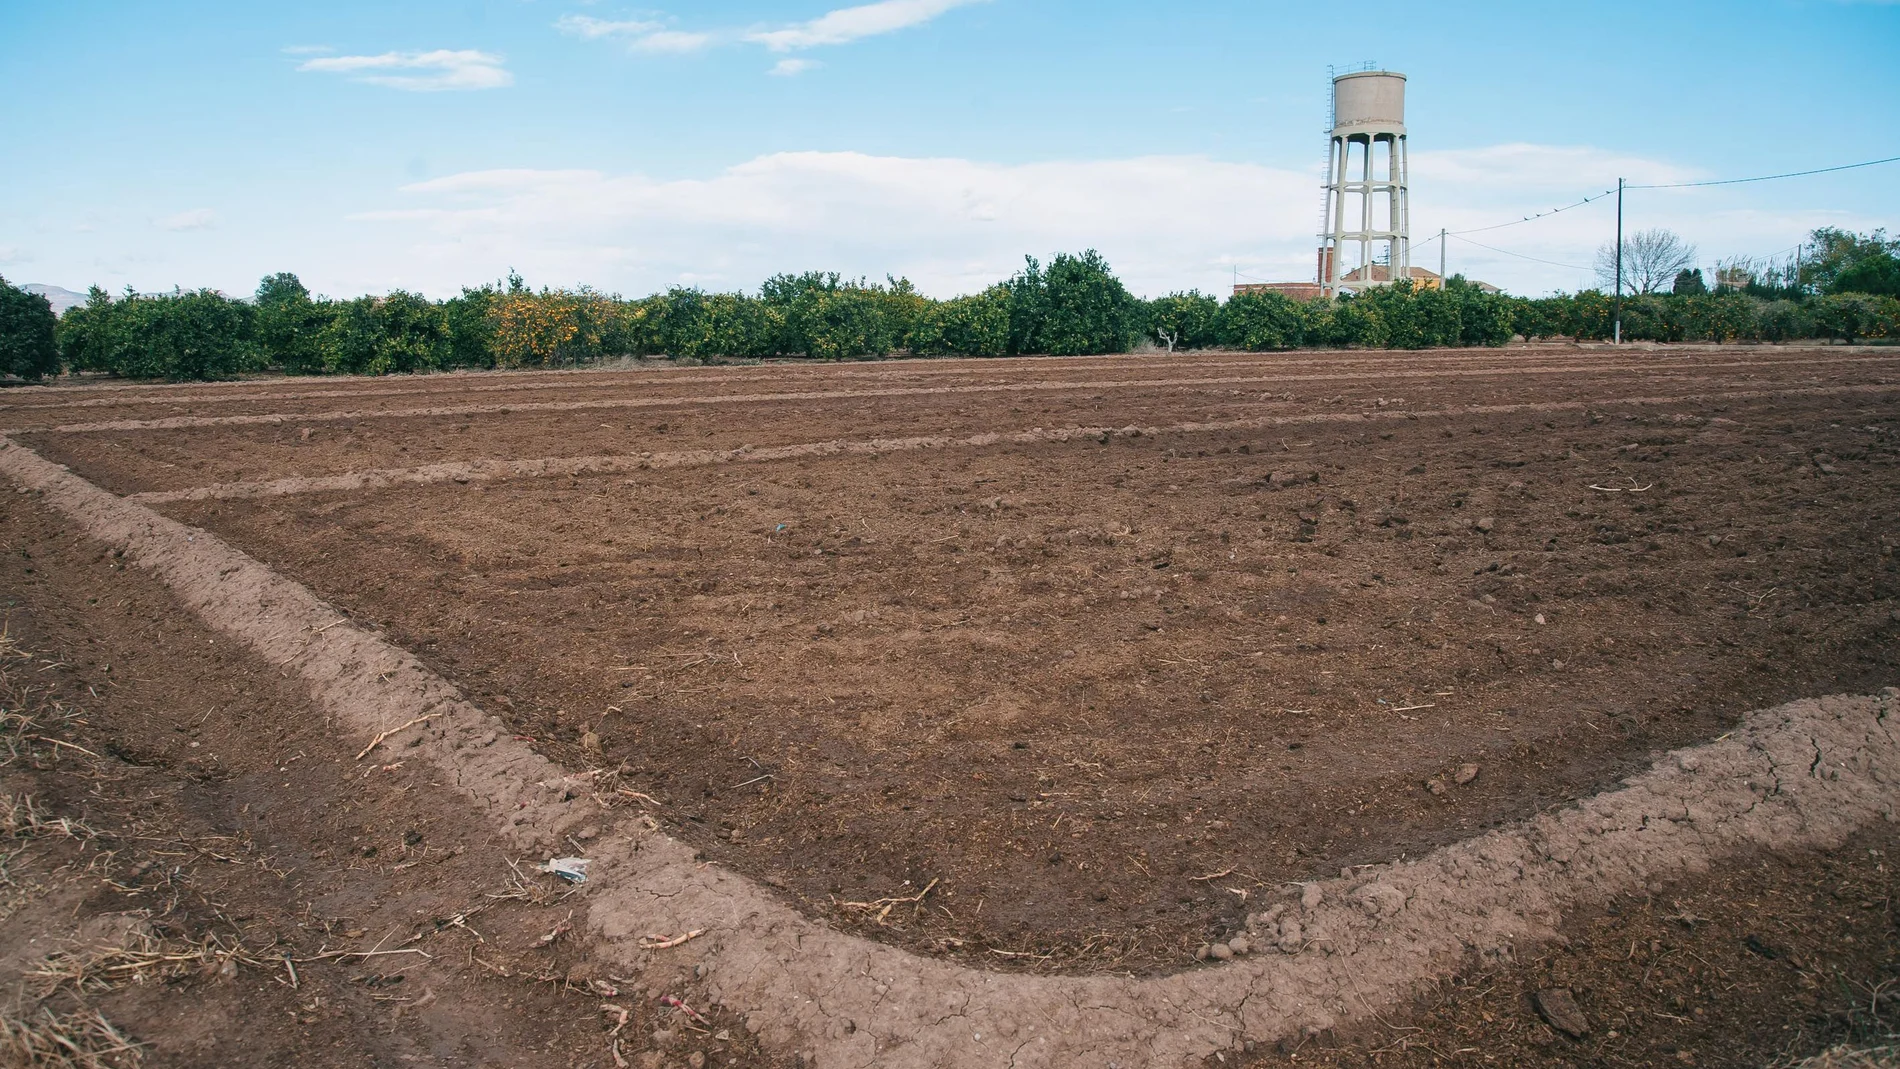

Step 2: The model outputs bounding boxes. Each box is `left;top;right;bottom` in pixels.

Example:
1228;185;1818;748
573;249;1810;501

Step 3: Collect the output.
19;284;89;315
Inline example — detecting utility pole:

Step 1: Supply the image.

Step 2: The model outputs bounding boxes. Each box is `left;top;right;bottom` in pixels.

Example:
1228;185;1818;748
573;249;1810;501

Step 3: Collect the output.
1613;177;1624;345
1438;228;1447;283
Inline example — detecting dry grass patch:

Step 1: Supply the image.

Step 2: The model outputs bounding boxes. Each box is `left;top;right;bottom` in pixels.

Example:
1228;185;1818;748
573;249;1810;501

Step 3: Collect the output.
0;1005;141;1068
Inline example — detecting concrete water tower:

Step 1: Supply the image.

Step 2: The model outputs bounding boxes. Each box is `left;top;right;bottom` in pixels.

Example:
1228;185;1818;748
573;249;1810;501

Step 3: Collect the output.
1319;70;1410;297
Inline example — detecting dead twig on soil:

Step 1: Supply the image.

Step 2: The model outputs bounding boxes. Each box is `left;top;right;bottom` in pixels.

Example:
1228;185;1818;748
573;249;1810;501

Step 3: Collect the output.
639;929;705;950
355;714;437;761
837;877;939;924
601;1002;631;1036
1188;868;1235;882
295;947;432;964
530;912;574;949
658;994;708;1026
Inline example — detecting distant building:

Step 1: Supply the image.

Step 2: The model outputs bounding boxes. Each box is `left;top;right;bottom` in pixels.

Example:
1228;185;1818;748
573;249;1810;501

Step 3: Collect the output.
1233;265;1497;301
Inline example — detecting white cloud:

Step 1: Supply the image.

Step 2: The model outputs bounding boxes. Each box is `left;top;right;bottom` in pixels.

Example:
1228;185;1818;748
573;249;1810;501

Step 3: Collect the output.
1409;143;1699;195
556;14;713;53
554;14;662;39
356;151;1313;297
632;30;714;53
281;44;334;56
338;143;1859;300
769;58;822;76
747;0;988;51
297;49;512;92
0;245;29;264
155;209;219;232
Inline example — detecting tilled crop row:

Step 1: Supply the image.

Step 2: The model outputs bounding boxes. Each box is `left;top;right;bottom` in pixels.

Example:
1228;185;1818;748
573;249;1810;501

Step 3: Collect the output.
1;426;1896;1069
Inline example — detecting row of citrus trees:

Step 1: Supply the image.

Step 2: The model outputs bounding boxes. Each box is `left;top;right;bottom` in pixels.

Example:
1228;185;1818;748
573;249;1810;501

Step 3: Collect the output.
3;253;1896;382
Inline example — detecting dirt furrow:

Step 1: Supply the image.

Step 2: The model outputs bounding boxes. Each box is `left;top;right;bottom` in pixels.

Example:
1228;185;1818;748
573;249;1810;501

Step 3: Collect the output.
16;354;1897;436
119;381;1900;503
3;432;1898;1068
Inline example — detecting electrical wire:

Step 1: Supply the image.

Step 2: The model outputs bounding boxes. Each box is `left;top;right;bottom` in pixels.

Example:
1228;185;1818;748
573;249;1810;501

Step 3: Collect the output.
1445;187;1617;236
1422;154;1898;244
1449;234;1590;272
1628;154;1900;189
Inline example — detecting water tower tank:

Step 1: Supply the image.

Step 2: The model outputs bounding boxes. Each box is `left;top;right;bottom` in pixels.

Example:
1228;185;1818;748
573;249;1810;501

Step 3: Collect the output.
1318;71;1411;297
1331;71;1406;132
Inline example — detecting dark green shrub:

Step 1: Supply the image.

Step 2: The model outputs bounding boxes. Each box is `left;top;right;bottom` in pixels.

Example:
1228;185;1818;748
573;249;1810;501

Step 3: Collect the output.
661;289;779;360
0;275;61;379
1831;251;1900;298
1218;291;1309;350
1146;291;1221;350
911;288;1011;356
56;287;114;372
319;292;448;374
1814;294;1899;342
254;273;328;374
74;290;255;381
1002;251;1139;356
444;285;499;368
1756;300;1814;342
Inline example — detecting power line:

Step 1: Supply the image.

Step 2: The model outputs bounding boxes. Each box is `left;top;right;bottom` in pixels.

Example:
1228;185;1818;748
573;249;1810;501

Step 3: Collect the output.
1628;154;1900;190
1427;153;1898;243
1449;233;1590;272
1445;187;1618;236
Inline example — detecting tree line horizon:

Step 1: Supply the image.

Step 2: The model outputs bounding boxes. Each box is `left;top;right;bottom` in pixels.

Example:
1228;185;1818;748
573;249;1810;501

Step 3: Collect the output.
1;228;1896;382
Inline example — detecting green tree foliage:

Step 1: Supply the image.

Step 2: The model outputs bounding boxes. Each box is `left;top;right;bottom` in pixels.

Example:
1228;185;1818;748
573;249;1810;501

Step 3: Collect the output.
44;246;1894;383
759;272;906;360
1672;268;1707;296
1025;250;1141;356
1801;228;1898;295
1145;291;1221;351
1813;293;1899;343
444;285;499;368
254;272;327;374
659;288;779;360
1510;287;1897;344
318;291;449;374
105;288;256;379
58;289;255;381
56;287;115;372
1218;291;1308;350
1830;251;1900;298
0;275;61;379
910;288;1011;357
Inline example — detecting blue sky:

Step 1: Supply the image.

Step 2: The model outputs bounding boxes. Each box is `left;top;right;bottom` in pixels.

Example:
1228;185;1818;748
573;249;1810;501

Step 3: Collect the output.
2;0;1896;299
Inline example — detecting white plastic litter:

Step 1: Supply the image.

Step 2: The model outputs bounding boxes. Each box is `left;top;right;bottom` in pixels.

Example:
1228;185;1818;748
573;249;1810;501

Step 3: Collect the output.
539;856;591;883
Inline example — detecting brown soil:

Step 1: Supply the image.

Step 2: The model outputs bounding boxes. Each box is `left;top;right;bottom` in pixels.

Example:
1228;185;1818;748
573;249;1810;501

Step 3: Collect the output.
13;347;1893;976
0;489;781;1069
1227;830;1900;1069
14;348;1897;496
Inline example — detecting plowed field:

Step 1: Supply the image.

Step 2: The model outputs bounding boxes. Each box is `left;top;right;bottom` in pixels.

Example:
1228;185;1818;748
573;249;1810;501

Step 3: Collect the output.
11;343;1899;975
